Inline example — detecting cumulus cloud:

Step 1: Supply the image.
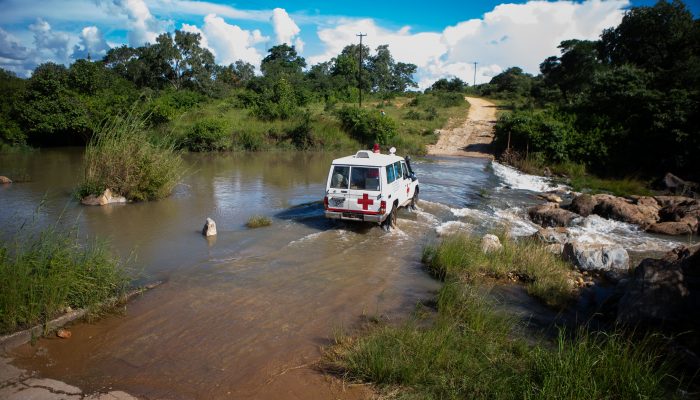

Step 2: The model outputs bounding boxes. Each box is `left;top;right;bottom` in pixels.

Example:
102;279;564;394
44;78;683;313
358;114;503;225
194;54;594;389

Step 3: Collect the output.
197;14;268;66
72;26;110;59
100;0;168;46
309;0;628;88
0;28;30;60
270;8;303;51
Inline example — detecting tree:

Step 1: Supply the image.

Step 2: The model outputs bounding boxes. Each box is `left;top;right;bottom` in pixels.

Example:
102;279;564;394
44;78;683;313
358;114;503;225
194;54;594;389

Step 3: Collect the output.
215;60;255;88
260;44;306;78
488;67;534;97
428;77;467;92
391;62;418;92
540;40;600;102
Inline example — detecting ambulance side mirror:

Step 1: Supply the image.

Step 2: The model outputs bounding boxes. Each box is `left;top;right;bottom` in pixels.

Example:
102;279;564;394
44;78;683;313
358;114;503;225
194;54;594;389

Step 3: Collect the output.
410;173;417;181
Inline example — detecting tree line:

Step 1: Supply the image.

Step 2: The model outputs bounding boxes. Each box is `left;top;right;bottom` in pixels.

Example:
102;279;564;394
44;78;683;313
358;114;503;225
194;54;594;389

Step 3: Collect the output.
474;0;699;181
0;31;418;148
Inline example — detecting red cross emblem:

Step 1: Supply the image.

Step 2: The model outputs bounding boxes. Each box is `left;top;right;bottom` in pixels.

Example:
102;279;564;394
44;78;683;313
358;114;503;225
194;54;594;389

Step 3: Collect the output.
357;193;374;210
407;185;410;194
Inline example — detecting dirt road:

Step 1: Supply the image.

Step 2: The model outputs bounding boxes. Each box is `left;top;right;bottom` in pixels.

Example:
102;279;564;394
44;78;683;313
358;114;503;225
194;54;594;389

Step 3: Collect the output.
427;97;497;158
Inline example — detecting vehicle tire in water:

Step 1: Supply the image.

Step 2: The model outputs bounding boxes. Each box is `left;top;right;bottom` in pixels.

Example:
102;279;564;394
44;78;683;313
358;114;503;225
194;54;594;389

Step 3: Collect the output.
390;205;398;228
410;191;419;211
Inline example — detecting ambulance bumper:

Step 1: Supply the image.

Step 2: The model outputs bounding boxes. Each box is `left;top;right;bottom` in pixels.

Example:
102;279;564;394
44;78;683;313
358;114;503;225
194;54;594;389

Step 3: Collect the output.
325;211;383;223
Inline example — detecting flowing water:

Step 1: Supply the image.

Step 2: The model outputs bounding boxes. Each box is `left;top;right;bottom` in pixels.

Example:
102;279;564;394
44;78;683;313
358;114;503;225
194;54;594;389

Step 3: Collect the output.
0;149;690;399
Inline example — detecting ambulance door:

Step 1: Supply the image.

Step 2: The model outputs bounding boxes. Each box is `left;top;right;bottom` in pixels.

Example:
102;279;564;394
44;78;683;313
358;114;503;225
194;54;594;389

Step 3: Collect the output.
347;166;381;214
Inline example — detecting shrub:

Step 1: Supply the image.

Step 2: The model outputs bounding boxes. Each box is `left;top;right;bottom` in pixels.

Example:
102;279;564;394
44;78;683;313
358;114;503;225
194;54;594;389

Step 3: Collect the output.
182;118;231;151
0;225;131;333
404;110;421;120
147;90;205;125
236;130;264;151
336;106;397;146
79;112;184;201
246;215;272;228
287;112;314;150
436;92;465;107
251;78;298;120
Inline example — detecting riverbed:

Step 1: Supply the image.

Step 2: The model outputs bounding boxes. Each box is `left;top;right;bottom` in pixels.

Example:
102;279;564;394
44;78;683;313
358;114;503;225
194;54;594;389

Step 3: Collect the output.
0;149;688;399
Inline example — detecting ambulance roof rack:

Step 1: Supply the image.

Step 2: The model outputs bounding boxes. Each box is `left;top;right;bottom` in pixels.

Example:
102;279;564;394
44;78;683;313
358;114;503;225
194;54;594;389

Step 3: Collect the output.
355;150;371;158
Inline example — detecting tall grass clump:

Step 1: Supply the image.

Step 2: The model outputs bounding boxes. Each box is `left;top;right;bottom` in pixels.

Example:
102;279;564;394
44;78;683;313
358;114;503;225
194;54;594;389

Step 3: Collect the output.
246;215;272;228
325;284;531;399
79;112;184;201
0;226;131;334
422;232;574;308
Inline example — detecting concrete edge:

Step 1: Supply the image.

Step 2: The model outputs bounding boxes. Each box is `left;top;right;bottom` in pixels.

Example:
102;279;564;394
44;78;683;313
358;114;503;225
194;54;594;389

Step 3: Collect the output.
0;281;163;352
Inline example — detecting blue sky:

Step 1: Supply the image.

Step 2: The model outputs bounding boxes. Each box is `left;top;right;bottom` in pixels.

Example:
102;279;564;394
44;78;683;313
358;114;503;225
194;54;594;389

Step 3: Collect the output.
1;0;696;87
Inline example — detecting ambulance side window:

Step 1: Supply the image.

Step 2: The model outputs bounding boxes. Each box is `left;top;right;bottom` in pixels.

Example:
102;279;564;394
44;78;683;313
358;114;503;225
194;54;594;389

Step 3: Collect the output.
386;164;396;183
330;166;349;189
393;162;402;180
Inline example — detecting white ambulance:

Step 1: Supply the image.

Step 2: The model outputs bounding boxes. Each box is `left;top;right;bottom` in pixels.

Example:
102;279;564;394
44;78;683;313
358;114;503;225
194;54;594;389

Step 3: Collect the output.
323;148;419;229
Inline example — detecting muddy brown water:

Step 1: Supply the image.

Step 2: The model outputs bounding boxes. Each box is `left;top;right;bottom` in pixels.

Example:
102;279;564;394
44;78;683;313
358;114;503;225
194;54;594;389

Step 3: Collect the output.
0;149;690;399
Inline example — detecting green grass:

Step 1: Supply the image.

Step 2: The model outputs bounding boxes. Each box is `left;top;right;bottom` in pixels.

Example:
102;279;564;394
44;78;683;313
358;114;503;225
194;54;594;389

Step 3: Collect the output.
422;232;575;308
79;112;184;201
0;225;132;334
156;92;470;156
326;282;677;399
246;215;272;228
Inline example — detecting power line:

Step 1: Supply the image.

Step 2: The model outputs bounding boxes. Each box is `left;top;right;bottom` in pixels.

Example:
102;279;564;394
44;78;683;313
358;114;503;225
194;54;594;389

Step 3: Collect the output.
472;61;478;86
357;33;367;108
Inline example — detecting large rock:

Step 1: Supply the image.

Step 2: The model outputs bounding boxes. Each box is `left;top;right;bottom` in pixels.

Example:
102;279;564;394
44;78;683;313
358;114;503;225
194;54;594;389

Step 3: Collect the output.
592;194;657;228
658;198;699;221
81;188;127;206
0;176;11;184
528;203;581;227
647;221;694;236
202;217;217;237
480;234;502;254
654;195;695;208
537;193;562;203
562;241;630;277
534;227;572;244
663;172;697;194
617;244;700;330
569;194;597;217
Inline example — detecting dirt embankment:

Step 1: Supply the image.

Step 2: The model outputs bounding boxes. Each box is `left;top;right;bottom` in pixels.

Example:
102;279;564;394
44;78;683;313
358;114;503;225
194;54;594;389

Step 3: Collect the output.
427;97;497;158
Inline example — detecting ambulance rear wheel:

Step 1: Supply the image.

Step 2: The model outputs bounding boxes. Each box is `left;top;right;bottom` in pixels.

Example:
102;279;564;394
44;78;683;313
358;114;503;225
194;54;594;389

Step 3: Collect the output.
389;206;398;228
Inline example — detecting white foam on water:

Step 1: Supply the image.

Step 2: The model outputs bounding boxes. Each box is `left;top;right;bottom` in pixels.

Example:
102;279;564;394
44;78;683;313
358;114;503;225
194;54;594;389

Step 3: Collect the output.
287;231;325;247
568;215;679;252
420;200;452;211
415;209;441;226
436;221;472;236
491;161;567;192
493;208;540;237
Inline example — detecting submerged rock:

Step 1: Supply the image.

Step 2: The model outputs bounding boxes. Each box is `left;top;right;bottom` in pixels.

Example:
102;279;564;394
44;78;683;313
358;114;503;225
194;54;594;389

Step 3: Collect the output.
202;217;217;237
81;188;127;206
617;244;700;330
528;203;581;227
537;193;562;203
480;234;502;254
0;176;12;184
562;241;629;278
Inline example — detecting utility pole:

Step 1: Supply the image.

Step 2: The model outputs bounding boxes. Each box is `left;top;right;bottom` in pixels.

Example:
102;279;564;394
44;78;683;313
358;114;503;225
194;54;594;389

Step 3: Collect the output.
357;33;367;107
472;61;478;87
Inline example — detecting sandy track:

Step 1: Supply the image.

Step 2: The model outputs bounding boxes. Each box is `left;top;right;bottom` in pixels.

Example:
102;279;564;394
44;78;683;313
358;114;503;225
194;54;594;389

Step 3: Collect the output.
427;97;497;158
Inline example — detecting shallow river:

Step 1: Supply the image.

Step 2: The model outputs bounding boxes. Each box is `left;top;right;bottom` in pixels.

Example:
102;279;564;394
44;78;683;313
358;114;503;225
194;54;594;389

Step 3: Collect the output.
0;149;688;399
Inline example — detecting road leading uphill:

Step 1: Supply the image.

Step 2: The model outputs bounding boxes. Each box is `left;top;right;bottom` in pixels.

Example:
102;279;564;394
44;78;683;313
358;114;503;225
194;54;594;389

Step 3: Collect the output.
427;97;497;158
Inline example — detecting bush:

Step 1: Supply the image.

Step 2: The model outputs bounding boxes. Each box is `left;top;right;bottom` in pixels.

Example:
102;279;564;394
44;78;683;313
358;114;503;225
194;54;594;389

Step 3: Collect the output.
79;112;184;201
236;130;264;151
436;92;465;107
336;106;397;146
404;110;421;120
287;112;314;150
147;90;205;125
251;78;298;120
0;225;131;333
246;215;272;228
182;118;231;151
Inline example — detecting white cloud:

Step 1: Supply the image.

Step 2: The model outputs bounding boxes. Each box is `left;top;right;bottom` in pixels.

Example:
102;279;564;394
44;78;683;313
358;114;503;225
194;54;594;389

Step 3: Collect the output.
29;18;76;64
0;28;30;60
308;0;629;88
103;0;168;46
270;8;303;51
198;14;268;67
72;26;110;59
